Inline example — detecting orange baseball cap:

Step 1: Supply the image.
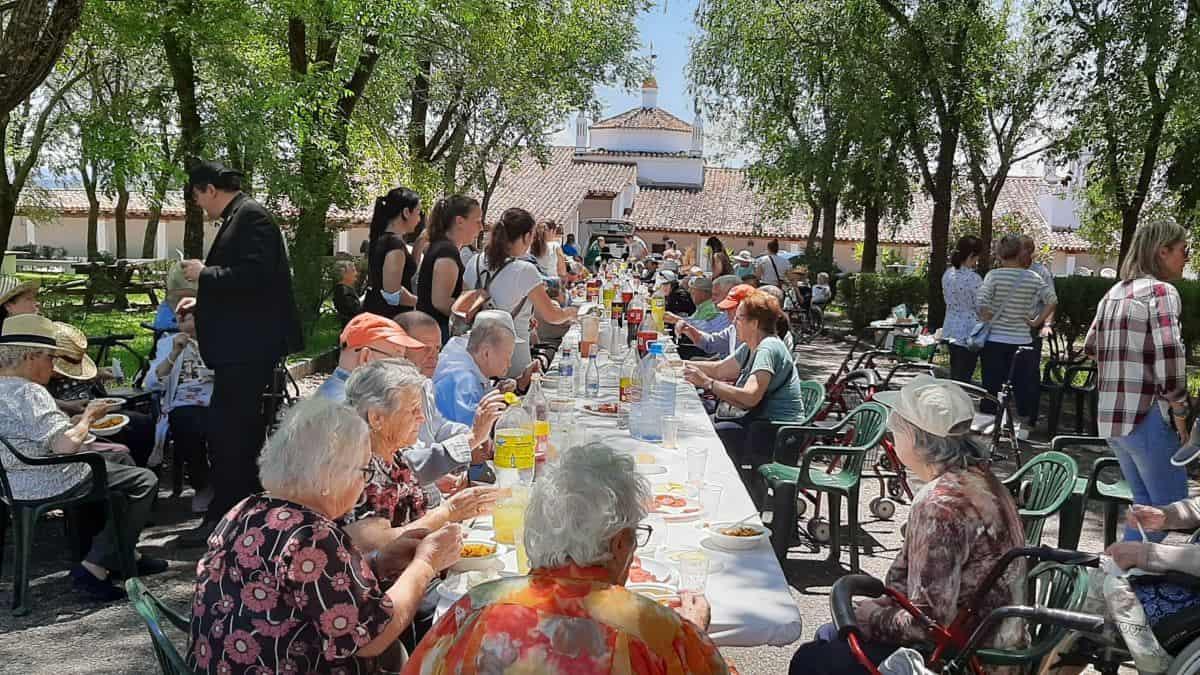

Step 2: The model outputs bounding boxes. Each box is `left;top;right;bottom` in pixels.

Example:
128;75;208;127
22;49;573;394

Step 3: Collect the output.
340;313;423;351
717;284;756;310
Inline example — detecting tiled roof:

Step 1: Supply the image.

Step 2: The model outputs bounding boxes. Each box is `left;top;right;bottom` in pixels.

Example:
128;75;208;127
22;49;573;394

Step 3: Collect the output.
480;146;636;225
576;149;697;158
591;106;693;133
21;189;187;219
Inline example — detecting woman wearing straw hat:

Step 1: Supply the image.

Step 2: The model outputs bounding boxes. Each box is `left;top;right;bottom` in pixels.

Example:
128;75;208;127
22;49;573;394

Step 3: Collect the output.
0;274;40;331
0;314;165;602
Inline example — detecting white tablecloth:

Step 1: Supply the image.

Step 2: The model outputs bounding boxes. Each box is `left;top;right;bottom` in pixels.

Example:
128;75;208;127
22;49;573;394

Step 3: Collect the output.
436;343;804;647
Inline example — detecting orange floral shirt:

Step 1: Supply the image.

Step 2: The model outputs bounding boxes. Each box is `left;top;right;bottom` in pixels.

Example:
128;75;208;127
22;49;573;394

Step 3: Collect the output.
403;563;730;674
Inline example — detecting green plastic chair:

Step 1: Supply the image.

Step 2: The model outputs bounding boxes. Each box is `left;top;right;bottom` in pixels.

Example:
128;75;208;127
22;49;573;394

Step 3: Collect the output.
1050;435;1132;551
1001;451;1080;546
126;578;193;674
759;401;889;571
972;561;1092;670
743;379;826;506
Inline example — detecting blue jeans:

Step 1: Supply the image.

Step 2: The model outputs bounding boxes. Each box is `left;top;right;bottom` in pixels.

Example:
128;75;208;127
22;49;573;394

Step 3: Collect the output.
1108;409;1188;542
790;623;902;675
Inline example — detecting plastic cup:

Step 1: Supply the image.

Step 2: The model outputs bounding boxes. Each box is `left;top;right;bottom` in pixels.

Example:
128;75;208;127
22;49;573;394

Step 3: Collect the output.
662;416;679;449
686;446;708;487
515;525;530;574
644;513;667;557
677;550;710;593
699;482;724;518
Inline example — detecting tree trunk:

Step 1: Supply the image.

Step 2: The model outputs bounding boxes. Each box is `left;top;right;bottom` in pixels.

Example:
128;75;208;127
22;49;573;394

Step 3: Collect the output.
85;194;100;260
1118;206;1139;268
820;192;838;263
141;169;170;258
978;203;994;274
115;186;130;259
862;201;881;273
805;200;821;259
162;1;206;258
0;179;15;254
927;175;953;329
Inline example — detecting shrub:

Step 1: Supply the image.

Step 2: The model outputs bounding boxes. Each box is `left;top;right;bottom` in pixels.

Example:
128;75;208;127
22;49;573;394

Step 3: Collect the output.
1053;276;1200;359
838;273;928;330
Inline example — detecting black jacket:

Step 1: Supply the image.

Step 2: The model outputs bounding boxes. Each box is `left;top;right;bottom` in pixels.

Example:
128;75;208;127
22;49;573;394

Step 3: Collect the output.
197;193;303;366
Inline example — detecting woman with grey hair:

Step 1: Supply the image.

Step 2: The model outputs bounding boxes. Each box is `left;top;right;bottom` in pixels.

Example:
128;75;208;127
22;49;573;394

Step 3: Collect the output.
331;258;363;326
342;357;503;534
975;233;1057;436
0;314;162;604
1086;220;1191;541
406;443;731;673
186;397;462;674
791;377;1026;674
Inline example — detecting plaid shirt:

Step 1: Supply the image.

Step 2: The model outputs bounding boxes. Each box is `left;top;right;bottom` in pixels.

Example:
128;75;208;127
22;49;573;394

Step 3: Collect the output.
1084;277;1188;438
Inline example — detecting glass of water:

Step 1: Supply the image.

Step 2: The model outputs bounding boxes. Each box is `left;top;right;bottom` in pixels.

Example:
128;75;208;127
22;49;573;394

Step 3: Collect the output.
662;416;679;449
699;482;724;518
644;513;667;557
686;446;708;488
677;549;710;593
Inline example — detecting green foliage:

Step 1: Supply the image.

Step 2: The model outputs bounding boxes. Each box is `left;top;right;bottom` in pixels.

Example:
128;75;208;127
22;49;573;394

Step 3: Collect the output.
1052;275;1200;358
837;273;927;330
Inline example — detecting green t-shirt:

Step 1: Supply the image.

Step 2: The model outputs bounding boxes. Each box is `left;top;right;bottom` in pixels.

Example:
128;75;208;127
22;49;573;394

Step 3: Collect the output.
691;299;719;321
734;336;804;422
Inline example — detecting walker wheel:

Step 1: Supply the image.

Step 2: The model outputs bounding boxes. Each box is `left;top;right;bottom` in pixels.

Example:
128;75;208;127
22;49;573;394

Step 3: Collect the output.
795;498;808;519
807;518;831;543
869;497;896;520
887;477;905;499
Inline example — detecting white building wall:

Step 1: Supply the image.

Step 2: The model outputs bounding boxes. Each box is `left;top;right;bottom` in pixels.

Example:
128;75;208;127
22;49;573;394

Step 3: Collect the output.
633;157;704;187
589;127;692;154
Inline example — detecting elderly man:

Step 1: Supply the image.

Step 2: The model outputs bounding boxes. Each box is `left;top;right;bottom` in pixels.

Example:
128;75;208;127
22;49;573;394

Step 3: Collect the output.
665;275;719;326
678;283;755;359
432;310;518;426
406;443;729;673
1019;235;1056;426
313;312;422;401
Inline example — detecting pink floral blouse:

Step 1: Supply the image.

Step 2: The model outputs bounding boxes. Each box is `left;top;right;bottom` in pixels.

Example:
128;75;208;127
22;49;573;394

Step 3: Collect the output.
187;495;393;674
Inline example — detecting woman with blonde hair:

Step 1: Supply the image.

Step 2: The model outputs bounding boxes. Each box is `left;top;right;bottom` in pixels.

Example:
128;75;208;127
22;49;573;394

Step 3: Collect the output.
1086;220;1191;541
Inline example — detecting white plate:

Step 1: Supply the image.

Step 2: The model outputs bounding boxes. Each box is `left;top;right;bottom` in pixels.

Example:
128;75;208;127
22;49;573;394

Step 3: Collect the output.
628;557;675;585
92;397;127;409
82;433;96;444
579;403;620;417
635;464;667;476
90;413;130;437
662;547;726;574
626;582;680;607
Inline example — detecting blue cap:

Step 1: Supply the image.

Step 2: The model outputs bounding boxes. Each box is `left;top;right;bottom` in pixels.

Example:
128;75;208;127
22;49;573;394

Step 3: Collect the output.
648;342;665;355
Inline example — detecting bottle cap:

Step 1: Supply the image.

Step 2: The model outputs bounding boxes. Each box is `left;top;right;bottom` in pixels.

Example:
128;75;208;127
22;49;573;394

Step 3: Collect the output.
648;342;665;355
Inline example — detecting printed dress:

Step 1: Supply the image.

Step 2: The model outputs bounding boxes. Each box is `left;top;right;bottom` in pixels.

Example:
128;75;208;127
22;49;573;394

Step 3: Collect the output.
339;453;429;528
187;495;393;675
403;563;730;674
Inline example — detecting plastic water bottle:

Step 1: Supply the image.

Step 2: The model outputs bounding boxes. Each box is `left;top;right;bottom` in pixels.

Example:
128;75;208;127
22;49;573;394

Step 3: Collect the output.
632;342;675;442
585;354;600;399
559;346;576;398
494;393;535;488
617;341;639;430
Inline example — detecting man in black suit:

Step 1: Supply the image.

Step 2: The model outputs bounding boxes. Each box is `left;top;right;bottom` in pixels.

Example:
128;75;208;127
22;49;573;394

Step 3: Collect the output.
179;161;302;543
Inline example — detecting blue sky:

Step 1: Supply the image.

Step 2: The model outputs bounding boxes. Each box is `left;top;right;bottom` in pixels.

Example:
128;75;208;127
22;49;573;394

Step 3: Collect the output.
551;0;702;147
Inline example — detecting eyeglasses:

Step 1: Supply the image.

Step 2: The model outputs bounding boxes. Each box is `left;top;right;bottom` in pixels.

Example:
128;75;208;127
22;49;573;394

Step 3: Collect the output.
635;524;654;548
356;464;373;482
357;345;400;359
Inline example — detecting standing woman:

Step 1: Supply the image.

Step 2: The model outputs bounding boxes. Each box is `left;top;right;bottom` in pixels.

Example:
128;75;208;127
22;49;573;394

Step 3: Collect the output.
975;234;1056;435
416;195;482;344
362;187;421;317
1085;221;1191;542
530;220;567;281
707;236;733;278
464;208;578;379
942;235;984;383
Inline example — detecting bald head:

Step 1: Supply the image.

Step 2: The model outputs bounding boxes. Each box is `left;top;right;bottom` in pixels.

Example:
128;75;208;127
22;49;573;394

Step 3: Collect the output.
395;310;442;376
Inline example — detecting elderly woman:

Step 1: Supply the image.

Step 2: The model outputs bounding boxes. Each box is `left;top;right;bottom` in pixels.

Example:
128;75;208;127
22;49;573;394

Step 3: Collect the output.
405;443;729;673
0;314;162;603
1086;221;1191;541
342;358;503;535
332;259;363;326
683;289;804;471
187;397;463;674
790;377;1026;674
0;274;40;330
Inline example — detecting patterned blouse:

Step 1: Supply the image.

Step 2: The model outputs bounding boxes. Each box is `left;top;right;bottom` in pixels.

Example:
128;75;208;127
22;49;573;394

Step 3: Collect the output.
187;495;394;675
859;465;1028;655
0;376;89;500
941;266;982;343
338;453;428;528
404;563;730;674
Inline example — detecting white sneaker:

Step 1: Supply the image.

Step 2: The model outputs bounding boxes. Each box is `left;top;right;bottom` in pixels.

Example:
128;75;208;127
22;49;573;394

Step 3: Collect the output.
191;486;214;513
1014;423;1029;440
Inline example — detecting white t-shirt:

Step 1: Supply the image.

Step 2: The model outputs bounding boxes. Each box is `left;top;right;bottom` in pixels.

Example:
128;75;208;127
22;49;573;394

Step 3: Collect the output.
757;253;792;285
463;255;543;376
533;241;562;278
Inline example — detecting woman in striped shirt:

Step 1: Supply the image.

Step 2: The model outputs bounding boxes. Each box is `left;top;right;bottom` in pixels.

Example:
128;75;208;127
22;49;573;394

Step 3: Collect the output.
976;235;1057;433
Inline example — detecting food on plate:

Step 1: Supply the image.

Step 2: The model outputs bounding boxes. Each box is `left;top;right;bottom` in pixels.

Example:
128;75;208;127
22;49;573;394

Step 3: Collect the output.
627;556;663;584
719;525;762;538
586;402;619;414
460;542;497;558
91;416;123;430
654;494;687;509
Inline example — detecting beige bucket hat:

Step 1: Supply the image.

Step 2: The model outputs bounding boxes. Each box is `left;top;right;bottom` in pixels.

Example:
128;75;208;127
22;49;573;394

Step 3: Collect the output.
51;322;98;381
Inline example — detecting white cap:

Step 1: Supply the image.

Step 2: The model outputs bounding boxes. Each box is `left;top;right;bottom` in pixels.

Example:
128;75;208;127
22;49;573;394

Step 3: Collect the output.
472;309;527;345
654;270;678;286
872;375;974;437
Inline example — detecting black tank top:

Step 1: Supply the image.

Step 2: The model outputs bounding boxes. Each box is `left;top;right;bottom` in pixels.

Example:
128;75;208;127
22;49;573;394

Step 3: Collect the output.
416;237;464;343
363;233;415;316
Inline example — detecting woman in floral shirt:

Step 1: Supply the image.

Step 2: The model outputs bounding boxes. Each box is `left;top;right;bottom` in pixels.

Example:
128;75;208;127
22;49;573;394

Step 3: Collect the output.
340;359;504;537
942;235;983;382
187;398;464;674
790;377;1027;674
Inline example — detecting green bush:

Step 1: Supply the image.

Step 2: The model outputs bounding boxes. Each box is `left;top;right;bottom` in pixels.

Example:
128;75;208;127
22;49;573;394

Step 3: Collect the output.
838;273;928;330
1053;276;1200;359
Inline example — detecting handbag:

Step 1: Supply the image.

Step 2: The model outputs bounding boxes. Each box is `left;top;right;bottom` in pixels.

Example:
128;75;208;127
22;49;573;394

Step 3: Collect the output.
963;273;1033;352
714;347;792;421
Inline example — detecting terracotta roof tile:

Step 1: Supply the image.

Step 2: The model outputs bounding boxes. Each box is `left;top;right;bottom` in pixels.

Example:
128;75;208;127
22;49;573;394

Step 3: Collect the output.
591;106;693;133
481;146;636;225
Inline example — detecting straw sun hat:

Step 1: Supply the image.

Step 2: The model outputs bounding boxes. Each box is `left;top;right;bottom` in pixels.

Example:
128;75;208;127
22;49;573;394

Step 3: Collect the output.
0;275;38;306
50;321;98;381
0;314;68;352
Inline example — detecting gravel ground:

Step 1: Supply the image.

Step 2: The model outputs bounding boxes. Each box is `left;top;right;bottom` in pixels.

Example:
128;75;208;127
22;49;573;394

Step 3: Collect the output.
0;339;1147;673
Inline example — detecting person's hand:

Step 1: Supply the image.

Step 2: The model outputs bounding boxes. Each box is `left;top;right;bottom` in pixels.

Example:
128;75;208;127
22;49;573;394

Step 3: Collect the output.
664;311;680;325
1105;541;1148;571
181;259;205;282
495;378;518;395
1129;504;1168;532
171;332;191;355
517;361;541;391
414;523;464;572
472;390;507;445
676;591;711;630
1039;324;1054;339
83;399;114;424
443;486;509;523
435;471;469;497
372;529;427;579
678;322;700;343
682;365;711;389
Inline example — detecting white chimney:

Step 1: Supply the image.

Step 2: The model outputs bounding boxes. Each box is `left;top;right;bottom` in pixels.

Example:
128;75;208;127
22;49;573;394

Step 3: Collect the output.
691;102;704;156
1042;158;1058;185
642;77;659;109
574;111;588;152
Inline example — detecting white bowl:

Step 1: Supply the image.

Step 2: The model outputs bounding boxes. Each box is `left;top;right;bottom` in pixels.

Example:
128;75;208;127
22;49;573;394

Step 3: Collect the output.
90;413;130;437
451;539;504;573
705;521;770;550
626;582;680;607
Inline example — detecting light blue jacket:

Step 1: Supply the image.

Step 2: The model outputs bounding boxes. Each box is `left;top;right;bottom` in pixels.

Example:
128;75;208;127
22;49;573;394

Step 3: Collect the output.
433;336;488;426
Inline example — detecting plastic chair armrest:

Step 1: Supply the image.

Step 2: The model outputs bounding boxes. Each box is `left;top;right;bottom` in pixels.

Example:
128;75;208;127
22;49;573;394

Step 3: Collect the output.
799;444;867;477
1050;435;1106;453
10;448;109;501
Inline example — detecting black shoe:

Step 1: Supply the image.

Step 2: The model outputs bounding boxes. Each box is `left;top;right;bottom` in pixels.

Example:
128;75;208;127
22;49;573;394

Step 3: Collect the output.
70;565;127;603
136;556;169;576
178;521;217;548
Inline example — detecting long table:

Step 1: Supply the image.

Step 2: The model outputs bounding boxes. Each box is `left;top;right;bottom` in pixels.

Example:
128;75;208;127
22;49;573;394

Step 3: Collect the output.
436;342;804;648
